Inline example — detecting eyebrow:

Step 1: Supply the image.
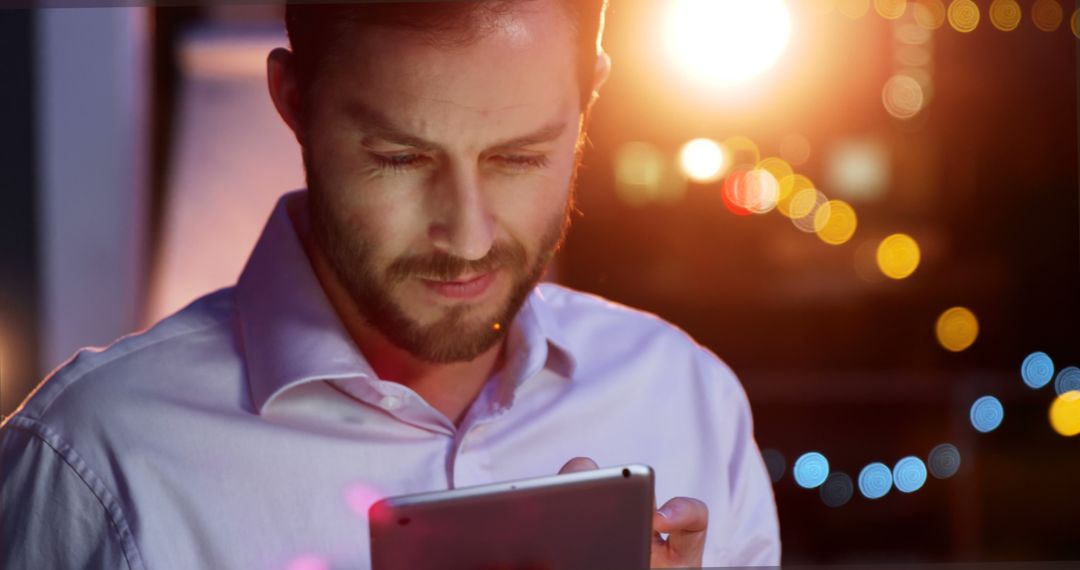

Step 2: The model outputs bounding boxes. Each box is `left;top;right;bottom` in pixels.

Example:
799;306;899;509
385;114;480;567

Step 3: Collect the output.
347;100;568;153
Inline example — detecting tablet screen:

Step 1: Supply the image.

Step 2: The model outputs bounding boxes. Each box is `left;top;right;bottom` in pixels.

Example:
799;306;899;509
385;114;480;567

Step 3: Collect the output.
368;464;654;570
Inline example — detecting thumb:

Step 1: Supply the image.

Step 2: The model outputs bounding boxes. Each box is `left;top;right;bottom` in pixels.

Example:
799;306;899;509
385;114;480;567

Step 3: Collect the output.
557;456;599;474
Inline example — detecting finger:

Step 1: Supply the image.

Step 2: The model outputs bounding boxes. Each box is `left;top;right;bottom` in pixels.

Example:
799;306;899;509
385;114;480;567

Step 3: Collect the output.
653;497;708;564
557;456;599;474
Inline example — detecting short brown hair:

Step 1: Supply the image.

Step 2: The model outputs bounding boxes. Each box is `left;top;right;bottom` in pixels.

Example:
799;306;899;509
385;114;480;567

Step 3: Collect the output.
284;0;608;111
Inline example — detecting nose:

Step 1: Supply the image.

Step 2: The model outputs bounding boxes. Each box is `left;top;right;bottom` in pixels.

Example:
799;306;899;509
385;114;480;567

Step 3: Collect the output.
427;162;495;261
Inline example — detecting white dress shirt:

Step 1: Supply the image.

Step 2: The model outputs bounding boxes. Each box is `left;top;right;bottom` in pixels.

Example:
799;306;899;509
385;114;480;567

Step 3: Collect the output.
1;190;780;569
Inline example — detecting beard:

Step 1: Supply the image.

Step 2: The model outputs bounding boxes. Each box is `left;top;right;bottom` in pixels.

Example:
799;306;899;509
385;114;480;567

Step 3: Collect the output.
306;162;576;364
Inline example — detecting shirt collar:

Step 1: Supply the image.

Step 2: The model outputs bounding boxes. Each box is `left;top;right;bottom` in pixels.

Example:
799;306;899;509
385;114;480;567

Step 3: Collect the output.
236;190;577;416
236;191;375;414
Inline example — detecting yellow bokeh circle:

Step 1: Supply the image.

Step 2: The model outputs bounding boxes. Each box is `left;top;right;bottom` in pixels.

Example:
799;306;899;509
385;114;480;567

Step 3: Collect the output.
874;0;907;20
989;0;1022;32
914;0;948;30
1032;0;1063;32
1049;391;1080;437
947;0;981;33
935;307;979;352
876;233;921;279
814;200;858;245
777;174;816;218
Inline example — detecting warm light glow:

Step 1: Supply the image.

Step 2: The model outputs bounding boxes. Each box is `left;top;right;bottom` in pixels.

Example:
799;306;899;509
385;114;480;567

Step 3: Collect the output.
1032;0;1063;32
874;0;907;20
791;189;829;233
838;0;870;19
1072;9;1080;38
936;306;979;352
734;168;781;214
826;138;891;201
876;233;921;279
779;133;812;166
614;142;686;206
882;74;926;119
286;556;330;570
914;0;948;30
679;138;726;183
721;169;753;216
814;200;858;245
947;0;981;33
723;136;761;170
989;0;1022;31
663;0;793;87
1049;390;1080;437
777;174;816;218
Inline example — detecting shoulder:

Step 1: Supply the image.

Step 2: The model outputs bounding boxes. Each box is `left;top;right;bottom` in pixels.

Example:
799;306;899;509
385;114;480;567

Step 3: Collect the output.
13;288;240;427
534;283;742;395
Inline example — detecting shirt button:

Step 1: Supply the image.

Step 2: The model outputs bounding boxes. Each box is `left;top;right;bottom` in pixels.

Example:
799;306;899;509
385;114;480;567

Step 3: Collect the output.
379;395;402;410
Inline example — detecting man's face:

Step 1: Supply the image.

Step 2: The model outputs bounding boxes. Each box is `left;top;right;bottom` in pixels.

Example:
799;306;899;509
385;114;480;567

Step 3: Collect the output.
299;2;583;363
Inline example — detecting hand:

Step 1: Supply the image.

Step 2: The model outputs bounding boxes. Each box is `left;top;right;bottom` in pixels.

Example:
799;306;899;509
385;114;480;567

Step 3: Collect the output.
556;458;709;569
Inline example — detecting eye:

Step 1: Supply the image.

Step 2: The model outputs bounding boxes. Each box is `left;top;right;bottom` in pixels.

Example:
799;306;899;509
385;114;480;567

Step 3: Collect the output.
494;154;550;170
371;153;429;171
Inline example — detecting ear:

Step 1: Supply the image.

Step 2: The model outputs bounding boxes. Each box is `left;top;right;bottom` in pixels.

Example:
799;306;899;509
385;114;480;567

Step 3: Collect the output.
588;50;612;105
267;47;305;144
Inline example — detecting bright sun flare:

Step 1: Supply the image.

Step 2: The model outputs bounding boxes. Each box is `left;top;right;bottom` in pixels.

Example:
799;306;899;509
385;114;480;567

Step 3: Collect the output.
664;0;793;87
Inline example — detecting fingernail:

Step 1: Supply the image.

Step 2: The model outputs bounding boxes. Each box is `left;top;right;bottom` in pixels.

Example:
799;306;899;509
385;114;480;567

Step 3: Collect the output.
657;507;672;518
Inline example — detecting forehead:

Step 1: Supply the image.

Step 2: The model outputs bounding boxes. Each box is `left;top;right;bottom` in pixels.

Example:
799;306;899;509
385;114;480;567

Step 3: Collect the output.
312;1;580;141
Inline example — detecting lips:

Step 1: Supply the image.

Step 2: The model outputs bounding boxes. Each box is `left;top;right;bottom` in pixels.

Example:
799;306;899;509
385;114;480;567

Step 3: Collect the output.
420;272;496;300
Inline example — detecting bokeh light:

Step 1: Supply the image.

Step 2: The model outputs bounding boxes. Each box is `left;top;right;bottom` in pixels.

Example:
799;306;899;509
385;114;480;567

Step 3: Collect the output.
947;0;981;33
826;138;890;202
285;555;330;570
858;462;893;499
892;456;928;493
1032;0;1063;32
970;395;1004;433
927;443;961;479
838;0;871;19
989;0;1022;31
814;200;858;245
935;306;979;352
914;0;948;30
882;74;926;119
820;472;854;507
895;22;933;45
874;0;907;20
793;451;830;489
1072;8;1080;38
876;233;921;279
614;141;686;207
723;136;762;170
758;157;794;189
790;188;829;233
344;482;385;519
679;138;726;183
761;448;786;483
1021;351;1055;389
776;174;816;218
734;168;781;214
779;133;812;166
1049;390;1080;437
721;170;754;216
663;0;793;87
1053;366;1080;396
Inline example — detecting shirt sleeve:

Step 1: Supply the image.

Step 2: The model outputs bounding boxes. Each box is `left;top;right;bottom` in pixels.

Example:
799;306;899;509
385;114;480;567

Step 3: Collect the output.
721;380;782;566
1;421;135;570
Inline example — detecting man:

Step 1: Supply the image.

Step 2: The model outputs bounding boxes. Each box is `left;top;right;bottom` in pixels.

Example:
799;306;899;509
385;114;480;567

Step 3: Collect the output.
0;1;780;568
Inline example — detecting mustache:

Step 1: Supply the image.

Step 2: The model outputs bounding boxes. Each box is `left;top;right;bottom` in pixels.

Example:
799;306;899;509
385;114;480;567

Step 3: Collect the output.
386;240;527;283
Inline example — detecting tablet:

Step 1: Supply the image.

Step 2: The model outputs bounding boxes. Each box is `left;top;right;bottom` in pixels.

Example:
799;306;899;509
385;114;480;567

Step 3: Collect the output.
368;463;654;570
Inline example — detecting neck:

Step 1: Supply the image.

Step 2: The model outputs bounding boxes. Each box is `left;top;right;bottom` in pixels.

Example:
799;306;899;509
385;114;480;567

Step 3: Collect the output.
288;196;504;426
